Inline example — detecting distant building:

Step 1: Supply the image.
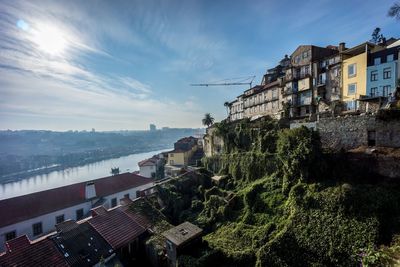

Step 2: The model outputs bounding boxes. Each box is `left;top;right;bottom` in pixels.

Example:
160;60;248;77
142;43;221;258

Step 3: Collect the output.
165;136;199;177
149;124;156;131
0;173;153;251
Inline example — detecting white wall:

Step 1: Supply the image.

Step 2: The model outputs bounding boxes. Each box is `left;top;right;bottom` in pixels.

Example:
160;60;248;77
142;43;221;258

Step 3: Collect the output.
0;182;154;252
139;165;156;178
0;201;92;252
101;183;153;209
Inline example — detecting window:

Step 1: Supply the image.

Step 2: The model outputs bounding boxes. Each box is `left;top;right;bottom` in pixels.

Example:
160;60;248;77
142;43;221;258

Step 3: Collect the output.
272;89;278;99
374;57;381;65
348;83;357;95
272;101;277;109
383;68;391;79
370;71;378;81
111;198;117;207
302;65;310;76
387;54;394;62
76;209;84;220
302;50;310;59
170;153;174;157
348;64;356;77
383;85;391;97
294;55;300;64
5;231;16;241
56;214;65;224
32;222;43;236
333;68;339;77
370;87;378;97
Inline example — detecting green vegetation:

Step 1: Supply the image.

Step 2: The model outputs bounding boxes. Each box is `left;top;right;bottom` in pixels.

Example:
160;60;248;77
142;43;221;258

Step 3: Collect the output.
155;118;400;266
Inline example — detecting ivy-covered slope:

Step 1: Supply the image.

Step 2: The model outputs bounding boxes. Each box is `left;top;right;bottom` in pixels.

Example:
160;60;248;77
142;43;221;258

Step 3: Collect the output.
158;118;400;267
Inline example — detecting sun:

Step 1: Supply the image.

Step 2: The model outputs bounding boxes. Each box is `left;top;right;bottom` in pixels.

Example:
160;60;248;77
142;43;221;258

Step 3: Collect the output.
31;24;67;56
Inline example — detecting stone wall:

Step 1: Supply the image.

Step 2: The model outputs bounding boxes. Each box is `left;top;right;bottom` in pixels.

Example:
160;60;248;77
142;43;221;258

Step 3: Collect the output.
317;114;400;150
203;127;224;157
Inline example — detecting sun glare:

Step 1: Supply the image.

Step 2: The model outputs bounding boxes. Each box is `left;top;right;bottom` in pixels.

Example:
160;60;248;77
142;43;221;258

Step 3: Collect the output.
31;24;67;56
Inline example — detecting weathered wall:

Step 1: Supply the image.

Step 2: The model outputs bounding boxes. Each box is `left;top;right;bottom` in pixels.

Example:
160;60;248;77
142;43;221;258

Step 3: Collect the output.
203;127;224;157
317;114;400;150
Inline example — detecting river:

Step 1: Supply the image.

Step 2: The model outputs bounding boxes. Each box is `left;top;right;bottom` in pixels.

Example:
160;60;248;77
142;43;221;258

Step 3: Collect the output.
0;149;170;200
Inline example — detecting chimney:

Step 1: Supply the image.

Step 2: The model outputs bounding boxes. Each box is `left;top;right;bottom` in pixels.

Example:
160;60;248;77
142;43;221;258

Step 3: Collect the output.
85;181;96;199
339;42;346;52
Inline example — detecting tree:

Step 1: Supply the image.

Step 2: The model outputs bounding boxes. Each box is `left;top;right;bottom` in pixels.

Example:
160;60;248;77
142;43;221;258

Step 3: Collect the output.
370;28;385;44
202;113;215;128
223;101;230;117
388;2;400;20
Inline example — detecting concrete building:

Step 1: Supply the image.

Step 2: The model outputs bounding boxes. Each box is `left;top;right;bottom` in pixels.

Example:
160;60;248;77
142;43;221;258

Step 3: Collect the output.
366;45;400;99
139;154;163;178
228;95;244;122
163;222;203;267
0;173;153;251
341;42;379;110
313;47;343;114
284;45;338;117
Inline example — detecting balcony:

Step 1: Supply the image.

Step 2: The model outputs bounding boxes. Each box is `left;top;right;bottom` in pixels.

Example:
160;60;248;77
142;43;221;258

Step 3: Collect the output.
316;79;326;87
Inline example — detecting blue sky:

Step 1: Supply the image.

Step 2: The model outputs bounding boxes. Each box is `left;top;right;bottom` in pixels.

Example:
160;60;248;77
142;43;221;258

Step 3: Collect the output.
0;0;398;131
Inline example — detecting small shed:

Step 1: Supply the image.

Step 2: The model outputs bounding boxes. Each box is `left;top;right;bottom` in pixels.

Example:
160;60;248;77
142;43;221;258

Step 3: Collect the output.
162;222;203;267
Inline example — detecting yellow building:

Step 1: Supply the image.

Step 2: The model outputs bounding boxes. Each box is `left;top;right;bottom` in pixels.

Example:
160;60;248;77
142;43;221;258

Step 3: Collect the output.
341;43;378;110
167;137;198;167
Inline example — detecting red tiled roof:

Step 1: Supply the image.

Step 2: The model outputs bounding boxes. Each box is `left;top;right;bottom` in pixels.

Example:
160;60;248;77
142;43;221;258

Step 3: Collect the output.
0;235;68;266
88;207;146;249
0;173;153;228
138;157;158;167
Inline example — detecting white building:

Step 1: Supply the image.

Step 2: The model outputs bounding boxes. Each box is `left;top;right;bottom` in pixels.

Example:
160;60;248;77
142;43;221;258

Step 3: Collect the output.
0;172;153;252
138;155;163;178
228;95;244;121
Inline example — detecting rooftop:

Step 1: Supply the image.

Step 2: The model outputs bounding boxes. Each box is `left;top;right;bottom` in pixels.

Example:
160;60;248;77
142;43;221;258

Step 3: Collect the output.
53;221;114;267
88;206;147;249
162;222;203;247
0;172;153;228
0;235;68;266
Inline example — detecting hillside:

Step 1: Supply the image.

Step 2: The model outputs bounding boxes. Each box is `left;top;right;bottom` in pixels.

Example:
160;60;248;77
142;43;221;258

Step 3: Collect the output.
155;118;400;266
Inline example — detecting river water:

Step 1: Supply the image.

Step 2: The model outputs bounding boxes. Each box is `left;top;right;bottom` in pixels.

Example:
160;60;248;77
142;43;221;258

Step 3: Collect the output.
0;149;170;200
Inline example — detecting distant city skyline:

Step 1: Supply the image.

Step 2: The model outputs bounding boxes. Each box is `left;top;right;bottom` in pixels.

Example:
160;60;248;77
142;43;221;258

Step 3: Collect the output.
0;0;398;130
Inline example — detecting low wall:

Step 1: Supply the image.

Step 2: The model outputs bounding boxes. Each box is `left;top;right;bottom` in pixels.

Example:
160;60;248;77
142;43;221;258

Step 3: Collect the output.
290;114;400;150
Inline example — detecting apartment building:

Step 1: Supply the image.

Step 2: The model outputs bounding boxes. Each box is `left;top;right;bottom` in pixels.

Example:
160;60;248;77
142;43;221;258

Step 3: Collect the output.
341;42;378;110
228;95;244;121
284;45;337;117
313;45;343;113
366;44;399;98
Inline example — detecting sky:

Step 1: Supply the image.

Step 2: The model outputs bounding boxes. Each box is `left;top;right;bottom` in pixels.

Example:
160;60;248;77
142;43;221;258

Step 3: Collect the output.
0;0;398;131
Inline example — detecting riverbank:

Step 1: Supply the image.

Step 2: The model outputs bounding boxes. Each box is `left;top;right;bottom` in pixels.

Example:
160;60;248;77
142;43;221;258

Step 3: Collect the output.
0;145;171;184
0;148;170;200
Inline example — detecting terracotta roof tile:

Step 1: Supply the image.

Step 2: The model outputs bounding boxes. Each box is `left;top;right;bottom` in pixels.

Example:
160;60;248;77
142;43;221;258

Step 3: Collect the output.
0;235;68;267
88;207;146;249
0;173;153;228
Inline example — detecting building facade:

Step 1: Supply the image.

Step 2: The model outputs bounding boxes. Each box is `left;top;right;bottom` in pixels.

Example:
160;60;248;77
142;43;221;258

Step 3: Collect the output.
284;45;337;117
341;42;379;110
228;95;244;121
366;45;399;98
